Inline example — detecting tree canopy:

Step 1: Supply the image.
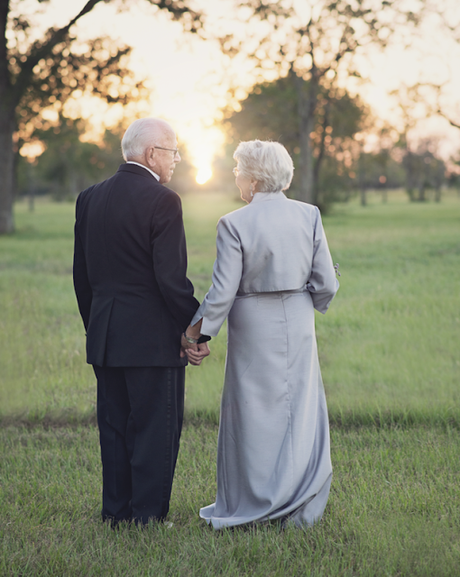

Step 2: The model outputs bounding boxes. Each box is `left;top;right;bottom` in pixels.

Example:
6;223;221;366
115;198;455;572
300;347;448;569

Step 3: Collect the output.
224;71;370;208
216;0;423;205
0;0;203;234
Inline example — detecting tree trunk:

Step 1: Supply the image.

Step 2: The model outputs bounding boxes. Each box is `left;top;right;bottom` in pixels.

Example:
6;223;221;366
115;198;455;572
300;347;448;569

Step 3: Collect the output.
296;75;317;205
360;186;367;206
0;108;15;234
27;162;35;212
312;100;330;207
418;182;426;202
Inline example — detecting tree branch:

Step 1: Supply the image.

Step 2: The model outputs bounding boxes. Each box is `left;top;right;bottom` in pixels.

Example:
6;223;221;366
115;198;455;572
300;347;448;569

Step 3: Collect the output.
12;0;203;103
13;0;104;102
436;108;460;130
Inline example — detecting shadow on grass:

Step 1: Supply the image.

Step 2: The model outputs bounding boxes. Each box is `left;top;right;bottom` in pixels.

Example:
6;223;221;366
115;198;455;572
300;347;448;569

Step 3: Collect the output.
0;407;98;429
328;406;460;430
1;406;459;431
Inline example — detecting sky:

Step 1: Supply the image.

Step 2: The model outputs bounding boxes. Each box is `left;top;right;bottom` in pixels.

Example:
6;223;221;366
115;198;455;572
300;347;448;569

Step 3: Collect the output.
13;0;460;181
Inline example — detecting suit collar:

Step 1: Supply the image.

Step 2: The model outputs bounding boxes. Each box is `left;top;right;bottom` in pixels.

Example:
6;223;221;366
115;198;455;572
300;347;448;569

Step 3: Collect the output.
117;163;160;180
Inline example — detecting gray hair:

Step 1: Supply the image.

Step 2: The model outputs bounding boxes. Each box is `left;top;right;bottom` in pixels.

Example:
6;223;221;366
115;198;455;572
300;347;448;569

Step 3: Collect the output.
121;118;173;161
233;140;294;192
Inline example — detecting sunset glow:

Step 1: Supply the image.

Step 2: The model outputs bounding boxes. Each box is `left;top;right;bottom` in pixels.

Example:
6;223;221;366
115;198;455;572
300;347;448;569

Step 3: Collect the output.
195;166;213;185
19;141;45;161
13;0;460;165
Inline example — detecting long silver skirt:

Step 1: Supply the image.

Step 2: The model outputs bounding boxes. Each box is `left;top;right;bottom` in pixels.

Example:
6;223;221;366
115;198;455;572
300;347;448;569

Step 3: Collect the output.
200;289;332;529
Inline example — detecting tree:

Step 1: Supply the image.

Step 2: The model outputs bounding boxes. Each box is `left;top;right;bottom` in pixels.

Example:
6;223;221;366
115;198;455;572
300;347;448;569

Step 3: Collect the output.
354;149;405;205
388;85;447;201
17;115;125;201
0;0;202;234
446;157;460;197
397;134;446;201
352;125;405;205
217;0;423;205
427;0;460;129
224;70;370;209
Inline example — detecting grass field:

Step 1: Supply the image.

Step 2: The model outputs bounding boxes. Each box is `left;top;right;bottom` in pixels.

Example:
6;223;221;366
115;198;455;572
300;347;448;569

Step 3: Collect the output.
1;190;459;576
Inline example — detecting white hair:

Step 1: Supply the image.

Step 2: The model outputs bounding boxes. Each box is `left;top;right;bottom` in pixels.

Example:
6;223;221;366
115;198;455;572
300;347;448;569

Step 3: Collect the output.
121;118;173;161
233;140;294;193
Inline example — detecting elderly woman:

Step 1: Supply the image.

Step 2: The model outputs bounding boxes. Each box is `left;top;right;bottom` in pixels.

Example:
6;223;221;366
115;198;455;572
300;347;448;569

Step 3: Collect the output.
182;140;339;529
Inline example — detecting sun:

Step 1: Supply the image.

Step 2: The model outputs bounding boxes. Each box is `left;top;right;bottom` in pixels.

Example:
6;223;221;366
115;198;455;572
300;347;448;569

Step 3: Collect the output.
195;166;213;185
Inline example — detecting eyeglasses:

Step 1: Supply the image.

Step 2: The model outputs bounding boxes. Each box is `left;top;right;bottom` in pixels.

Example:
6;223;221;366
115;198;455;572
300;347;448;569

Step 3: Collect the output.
232;167;239;176
155;146;180;157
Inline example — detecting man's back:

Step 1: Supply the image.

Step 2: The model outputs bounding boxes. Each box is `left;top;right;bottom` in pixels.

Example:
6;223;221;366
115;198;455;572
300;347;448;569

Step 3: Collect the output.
73;117;209;527
73;163;199;367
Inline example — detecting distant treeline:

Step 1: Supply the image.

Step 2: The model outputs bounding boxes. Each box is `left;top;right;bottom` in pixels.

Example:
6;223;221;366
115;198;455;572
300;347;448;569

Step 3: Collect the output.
18;105;460;209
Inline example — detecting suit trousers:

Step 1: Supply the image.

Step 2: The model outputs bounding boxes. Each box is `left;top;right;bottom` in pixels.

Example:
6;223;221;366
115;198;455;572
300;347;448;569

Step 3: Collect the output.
93;365;185;525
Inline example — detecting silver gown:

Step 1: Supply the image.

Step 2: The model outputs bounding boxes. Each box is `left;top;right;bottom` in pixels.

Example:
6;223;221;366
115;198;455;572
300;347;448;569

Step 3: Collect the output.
191;192;339;529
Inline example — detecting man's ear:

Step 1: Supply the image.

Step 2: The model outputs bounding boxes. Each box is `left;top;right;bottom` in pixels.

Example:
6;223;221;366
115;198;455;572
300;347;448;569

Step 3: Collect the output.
145;147;155;168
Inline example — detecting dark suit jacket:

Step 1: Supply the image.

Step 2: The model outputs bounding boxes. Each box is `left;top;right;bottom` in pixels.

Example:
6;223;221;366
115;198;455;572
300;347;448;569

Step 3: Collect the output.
73;163;200;367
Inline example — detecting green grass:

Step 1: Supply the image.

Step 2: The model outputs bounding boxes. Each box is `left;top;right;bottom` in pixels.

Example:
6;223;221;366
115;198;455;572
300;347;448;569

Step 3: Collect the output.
1;190;460;575
0;200;94;419
1;423;459;576
1;192;459;422
321;193;460;421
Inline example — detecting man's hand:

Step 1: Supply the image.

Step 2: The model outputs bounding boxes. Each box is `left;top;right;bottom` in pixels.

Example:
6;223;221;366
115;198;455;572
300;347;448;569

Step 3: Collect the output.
182;342;210;366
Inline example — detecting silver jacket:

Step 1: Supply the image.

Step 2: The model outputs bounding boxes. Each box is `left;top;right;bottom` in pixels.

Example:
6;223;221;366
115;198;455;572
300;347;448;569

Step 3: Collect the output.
192;191;339;336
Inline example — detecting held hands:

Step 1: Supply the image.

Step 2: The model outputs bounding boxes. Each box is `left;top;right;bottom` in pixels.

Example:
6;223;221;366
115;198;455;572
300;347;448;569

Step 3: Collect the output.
180;341;210;366
180;323;210;366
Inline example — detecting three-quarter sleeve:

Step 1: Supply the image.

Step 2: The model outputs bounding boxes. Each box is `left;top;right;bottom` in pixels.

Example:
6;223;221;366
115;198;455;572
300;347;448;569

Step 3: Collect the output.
306;207;339;313
190;216;243;336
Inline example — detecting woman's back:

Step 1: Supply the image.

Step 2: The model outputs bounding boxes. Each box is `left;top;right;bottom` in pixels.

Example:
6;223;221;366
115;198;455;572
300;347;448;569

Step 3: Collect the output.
222;191;317;294
219;191;337;312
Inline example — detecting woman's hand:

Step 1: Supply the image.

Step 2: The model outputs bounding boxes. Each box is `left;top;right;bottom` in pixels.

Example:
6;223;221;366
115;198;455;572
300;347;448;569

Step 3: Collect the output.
180;320;203;350
181;331;199;352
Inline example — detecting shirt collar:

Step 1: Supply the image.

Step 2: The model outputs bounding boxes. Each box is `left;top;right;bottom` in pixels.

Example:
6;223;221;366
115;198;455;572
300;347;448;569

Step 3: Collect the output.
126;161;160;181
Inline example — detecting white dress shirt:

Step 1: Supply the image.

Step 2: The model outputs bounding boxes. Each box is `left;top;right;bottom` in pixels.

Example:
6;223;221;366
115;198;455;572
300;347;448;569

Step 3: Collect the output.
126;161;160;181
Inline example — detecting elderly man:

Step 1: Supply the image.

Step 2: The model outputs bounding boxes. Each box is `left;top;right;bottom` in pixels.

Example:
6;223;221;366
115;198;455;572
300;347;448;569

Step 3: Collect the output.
73;118;210;526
